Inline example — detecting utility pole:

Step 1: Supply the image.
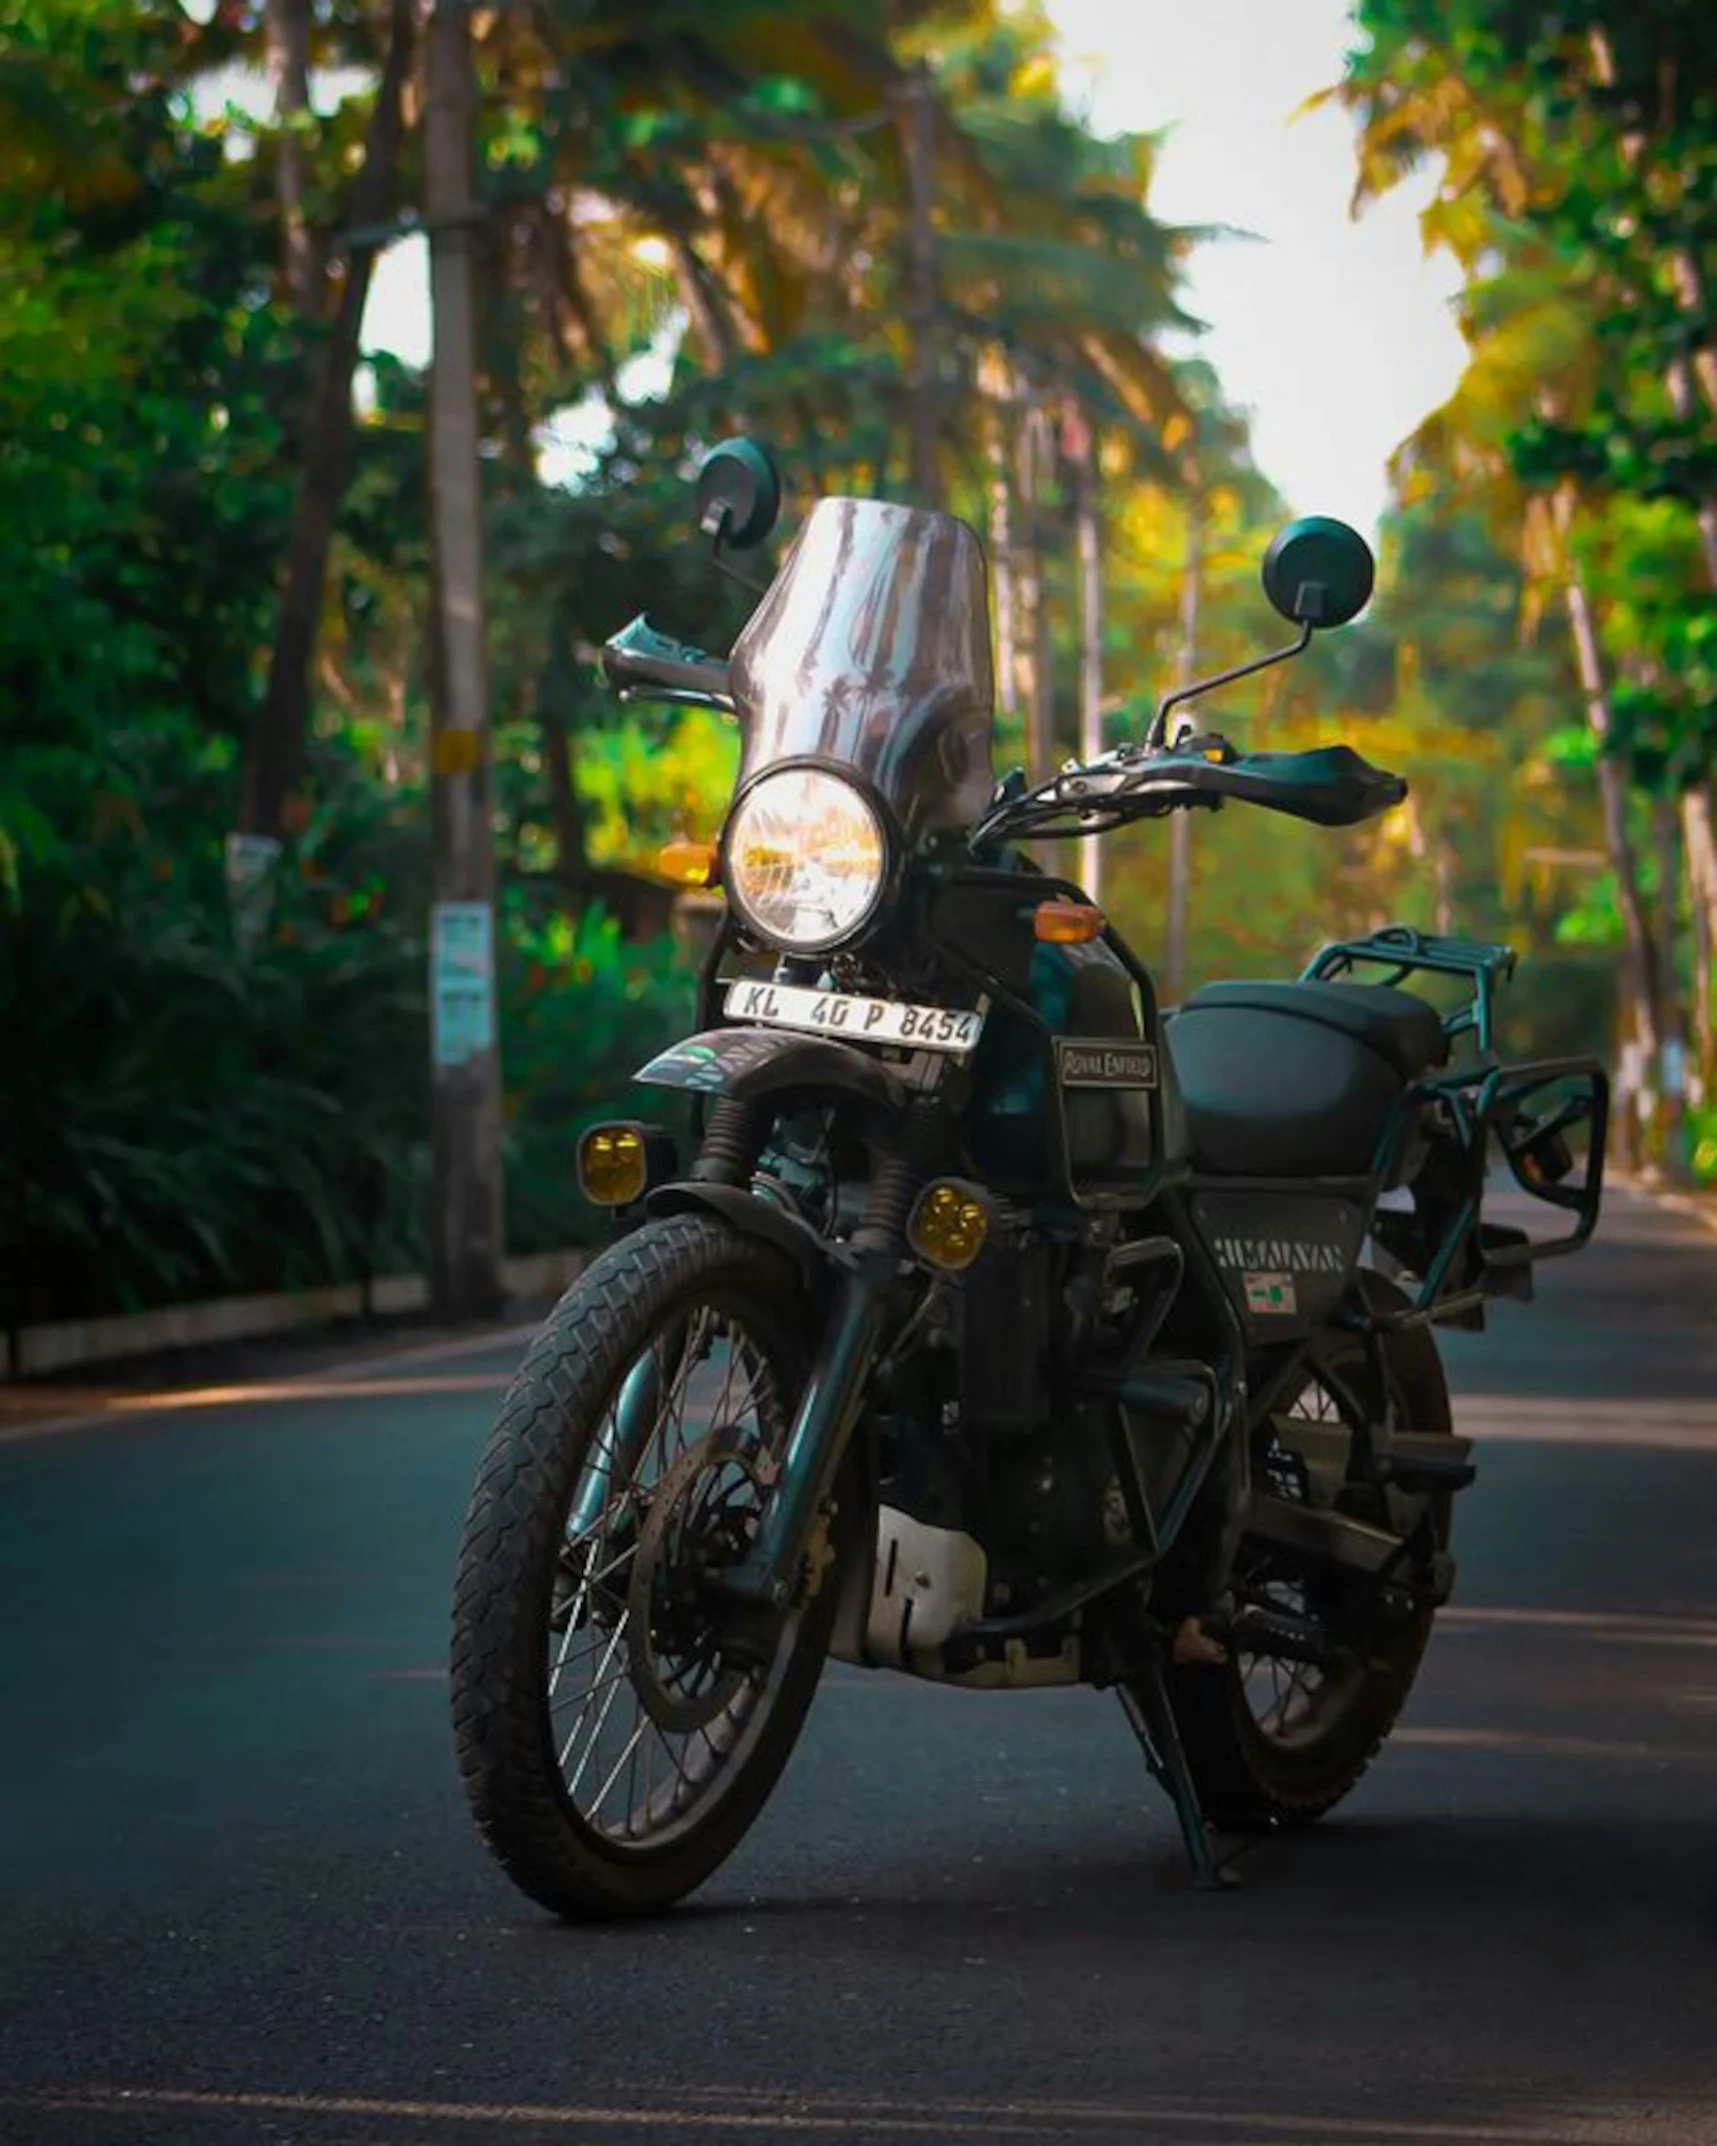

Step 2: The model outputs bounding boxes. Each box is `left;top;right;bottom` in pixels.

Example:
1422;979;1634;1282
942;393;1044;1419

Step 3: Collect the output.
1162;492;1202;1001
425;0;504;1318
1067;398;1104;901
896;62;941;508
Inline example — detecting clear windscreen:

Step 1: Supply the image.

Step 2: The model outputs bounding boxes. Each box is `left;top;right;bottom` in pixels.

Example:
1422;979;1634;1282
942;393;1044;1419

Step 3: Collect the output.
727;498;997;839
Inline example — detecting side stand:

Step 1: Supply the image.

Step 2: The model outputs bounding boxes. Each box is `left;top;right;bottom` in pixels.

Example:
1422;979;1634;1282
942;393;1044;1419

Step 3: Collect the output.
1119;1659;1239;1892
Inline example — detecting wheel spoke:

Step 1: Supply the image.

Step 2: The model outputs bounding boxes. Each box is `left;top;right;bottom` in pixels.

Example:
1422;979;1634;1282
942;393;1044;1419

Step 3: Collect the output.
590;1716;649;1823
548;1661;629;1716
1242;1374;1363;1749
559;1610;631;1779
534;1294;801;1849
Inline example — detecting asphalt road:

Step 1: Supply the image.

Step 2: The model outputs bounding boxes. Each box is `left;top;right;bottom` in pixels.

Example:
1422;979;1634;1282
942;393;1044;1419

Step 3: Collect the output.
3;1184;1715;2146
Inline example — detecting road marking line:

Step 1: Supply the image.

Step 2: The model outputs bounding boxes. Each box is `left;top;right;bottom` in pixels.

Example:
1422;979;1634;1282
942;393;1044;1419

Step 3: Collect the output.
1450;1393;1717;1452
1394;1724;1717;1765
290;1320;542;1382
0;1325;537;1444
15;2084;1715;2146
1440;1605;1717;1646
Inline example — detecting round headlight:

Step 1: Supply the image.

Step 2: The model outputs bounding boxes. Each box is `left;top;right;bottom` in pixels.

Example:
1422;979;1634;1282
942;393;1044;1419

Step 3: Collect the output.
724;769;887;951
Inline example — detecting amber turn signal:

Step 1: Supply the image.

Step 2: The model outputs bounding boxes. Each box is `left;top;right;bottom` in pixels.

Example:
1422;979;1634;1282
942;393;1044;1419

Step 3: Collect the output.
1034;898;1104;945
657;839;718;888
907;1180;993;1273
577;1123;648;1207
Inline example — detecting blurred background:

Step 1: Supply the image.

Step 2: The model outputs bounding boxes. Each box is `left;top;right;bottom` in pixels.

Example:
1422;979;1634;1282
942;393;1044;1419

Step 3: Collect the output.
2;0;1712;1359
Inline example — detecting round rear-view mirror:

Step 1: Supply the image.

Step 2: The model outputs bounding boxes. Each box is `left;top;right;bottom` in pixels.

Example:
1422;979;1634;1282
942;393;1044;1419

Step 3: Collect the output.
695;438;782;552
1261;516;1375;629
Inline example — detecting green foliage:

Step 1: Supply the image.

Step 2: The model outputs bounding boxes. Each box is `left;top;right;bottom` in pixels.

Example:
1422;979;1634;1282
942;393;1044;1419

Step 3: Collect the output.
498;898;695;1254
12;0;1706;1329
1;769;428;1325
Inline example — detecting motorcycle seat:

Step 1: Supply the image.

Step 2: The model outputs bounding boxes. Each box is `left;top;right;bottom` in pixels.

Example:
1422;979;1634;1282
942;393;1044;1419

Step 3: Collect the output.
1165;980;1449;1178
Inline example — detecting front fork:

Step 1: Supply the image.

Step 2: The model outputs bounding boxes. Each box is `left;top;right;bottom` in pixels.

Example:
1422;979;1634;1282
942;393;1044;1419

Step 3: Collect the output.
718;1266;890;1608
705;1099;937;1615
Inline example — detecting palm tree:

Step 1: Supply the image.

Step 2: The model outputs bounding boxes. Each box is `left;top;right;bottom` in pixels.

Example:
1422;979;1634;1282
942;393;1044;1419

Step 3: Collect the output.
236;0;417;858
1336;0;1717;1119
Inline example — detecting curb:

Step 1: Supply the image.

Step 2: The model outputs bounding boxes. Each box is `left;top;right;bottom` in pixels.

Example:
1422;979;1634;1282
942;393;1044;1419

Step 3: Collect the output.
5;1246;587;1382
1611;1171;1717;1243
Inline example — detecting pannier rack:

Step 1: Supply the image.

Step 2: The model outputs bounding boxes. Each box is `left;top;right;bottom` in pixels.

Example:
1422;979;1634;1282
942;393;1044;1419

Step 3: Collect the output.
1303;926;1609;1331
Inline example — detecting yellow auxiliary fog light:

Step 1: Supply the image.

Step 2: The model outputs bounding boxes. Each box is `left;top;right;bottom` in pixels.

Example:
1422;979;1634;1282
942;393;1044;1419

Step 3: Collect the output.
577;1123;649;1207
907;1180;993;1273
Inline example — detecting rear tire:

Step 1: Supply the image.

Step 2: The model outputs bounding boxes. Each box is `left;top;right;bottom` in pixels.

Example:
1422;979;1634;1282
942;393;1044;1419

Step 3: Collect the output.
1166;1285;1453;1831
450;1216;848;1919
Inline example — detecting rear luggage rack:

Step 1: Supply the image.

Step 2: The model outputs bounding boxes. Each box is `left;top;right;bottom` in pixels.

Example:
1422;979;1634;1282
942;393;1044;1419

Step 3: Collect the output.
1304;924;1517;1053
1306;926;1608;1332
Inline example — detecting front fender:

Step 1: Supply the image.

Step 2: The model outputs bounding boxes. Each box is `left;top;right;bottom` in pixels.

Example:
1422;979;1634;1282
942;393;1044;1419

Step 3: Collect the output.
635;1026;907;1115
644;1180;844;1289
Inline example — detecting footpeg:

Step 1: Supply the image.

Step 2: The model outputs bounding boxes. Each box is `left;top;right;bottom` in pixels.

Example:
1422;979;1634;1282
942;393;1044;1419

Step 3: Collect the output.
1375;1432;1476;1493
1228;1602;1333;1667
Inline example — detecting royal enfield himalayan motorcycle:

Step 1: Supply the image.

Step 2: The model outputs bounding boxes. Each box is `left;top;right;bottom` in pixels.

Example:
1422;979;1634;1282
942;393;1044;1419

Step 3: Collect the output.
450;441;1608;1917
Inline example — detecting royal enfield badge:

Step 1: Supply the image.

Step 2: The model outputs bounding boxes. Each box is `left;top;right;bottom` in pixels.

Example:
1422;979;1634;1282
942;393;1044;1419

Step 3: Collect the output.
1055;1039;1159;1089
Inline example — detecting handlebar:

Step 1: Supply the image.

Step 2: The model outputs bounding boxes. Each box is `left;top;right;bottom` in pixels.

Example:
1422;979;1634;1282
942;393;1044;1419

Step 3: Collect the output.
601;615;735;714
974;739;1407;848
599;615;1406;849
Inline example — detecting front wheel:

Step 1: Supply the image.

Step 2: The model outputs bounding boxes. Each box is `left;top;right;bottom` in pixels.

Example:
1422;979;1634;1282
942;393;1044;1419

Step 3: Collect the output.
450;1216;847;1919
1164;1292;1454;1832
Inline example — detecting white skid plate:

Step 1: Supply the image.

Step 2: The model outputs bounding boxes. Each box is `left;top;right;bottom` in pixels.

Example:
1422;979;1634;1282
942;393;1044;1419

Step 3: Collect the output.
722;979;985;1055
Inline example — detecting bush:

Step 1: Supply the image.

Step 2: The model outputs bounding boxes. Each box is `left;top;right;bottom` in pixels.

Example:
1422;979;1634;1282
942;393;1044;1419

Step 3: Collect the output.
499;891;696;1255
2;781;430;1329
1;766;699;1332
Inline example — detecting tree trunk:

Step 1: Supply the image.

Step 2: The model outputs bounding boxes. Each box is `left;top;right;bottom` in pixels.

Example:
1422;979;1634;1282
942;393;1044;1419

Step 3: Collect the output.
1015;395;1055;786
426;0;504;1319
1683;784;1717;1107
266;0;315;312
670;226;739;370
895;62;941;508
537;634;588;886
1554;485;1659;1161
1668;250;1717;425
1652;791;1687;1170
545;204;617;398
237;0;416;849
1664;350;1717;590
981;350;1017;721
1163;492;1203;1001
1067;398;1104;900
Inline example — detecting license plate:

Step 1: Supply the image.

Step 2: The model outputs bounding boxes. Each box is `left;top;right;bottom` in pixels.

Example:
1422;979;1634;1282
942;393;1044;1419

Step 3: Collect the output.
723;980;985;1055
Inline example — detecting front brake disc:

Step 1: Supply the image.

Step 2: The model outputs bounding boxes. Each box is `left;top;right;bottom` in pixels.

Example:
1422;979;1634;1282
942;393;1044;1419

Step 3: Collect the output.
626;1429;768;1732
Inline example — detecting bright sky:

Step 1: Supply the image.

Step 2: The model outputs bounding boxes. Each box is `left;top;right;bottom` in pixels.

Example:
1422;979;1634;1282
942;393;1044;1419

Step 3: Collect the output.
357;0;1467;528
1046;0;1467;531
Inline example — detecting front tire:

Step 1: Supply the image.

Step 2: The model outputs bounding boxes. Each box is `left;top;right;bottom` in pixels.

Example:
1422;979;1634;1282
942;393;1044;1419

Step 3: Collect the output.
450;1216;845;1919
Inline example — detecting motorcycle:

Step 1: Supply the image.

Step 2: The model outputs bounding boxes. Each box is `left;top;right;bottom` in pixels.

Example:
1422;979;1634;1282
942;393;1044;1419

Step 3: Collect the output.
450;443;1608;1916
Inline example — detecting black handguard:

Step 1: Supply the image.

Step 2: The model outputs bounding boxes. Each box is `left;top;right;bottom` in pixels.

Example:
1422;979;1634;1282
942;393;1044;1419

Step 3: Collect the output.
600;615;735;712
1153;741;1406;828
